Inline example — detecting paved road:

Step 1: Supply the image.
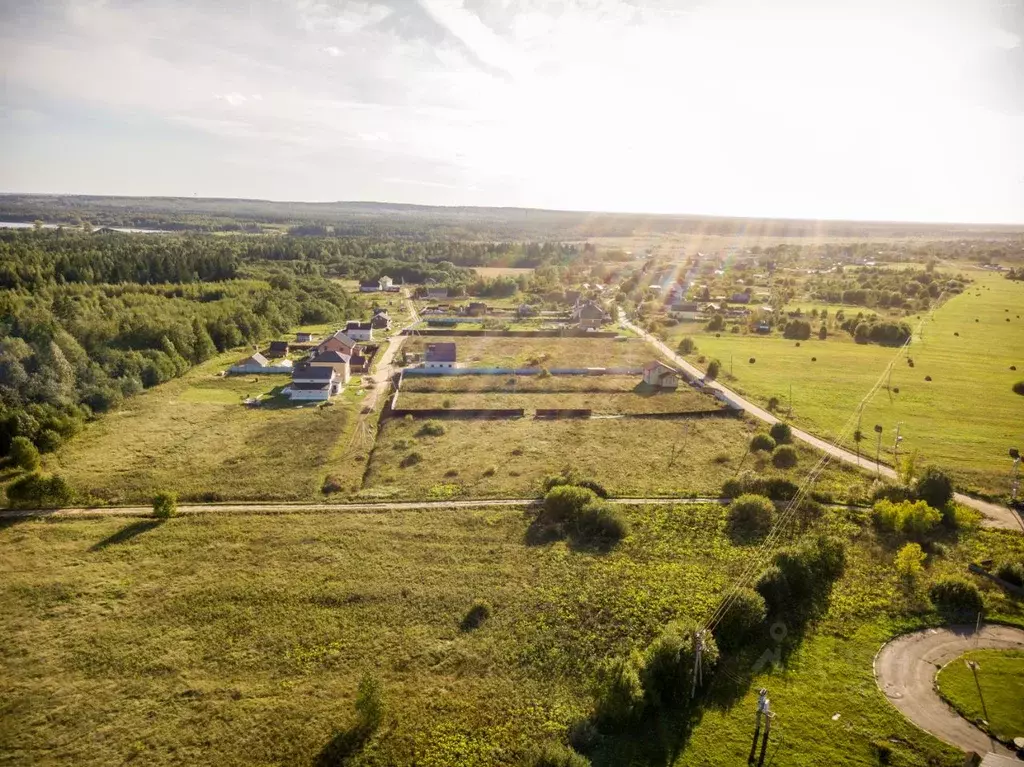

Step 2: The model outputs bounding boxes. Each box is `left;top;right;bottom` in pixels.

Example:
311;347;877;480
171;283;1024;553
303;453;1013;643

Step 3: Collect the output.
874;624;1024;757
622;315;1023;532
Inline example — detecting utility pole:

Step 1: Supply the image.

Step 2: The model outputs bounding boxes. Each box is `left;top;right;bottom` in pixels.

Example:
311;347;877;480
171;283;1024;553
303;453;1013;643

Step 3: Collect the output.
874;424;884;476
691;630;705;700
1010;448;1021;504
749;689;770;765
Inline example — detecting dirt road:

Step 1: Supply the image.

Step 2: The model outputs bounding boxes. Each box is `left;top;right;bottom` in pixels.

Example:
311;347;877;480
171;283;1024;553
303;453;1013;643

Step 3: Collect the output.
874;625;1024;757
622;315;1023;532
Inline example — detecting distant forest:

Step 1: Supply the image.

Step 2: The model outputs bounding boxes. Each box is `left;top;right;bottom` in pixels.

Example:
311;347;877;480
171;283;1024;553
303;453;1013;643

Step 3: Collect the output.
0;228;586;460
4;194;1024;240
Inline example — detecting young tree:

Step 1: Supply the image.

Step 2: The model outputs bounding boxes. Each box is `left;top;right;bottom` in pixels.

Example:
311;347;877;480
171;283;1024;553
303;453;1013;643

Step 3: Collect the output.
677;337;696;355
9;436;40;471
705;359;721;380
894;542;926;582
152;491;178;519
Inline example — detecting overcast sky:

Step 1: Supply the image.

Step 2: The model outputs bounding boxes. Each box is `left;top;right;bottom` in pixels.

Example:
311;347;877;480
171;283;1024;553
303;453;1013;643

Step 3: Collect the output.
2;0;1023;223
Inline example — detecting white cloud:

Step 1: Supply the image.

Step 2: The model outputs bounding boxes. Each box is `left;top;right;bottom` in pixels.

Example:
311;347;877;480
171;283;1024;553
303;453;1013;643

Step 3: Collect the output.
0;0;1021;221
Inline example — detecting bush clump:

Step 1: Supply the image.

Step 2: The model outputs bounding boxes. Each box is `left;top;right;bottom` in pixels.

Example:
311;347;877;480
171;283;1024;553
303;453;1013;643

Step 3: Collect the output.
769;422;792;444
749;433;776;453
723;471;799;501
354;674;385;733
152;491;177;519
321;475;344;494
528;743;591;767
756;535;846;619
678;337;696;355
894;542;926;581
9;436;40;471
873;499;941;539
640;620;719;710
400;451;423;468
542;485;597;525
417;420;446;437
5;472;73;509
996;561;1024;588
572;500;629;549
726;494;775;540
460;599;491;631
771;444;798;469
593;653;645;726
929;578;983;615
711;588;767;652
914;467;954;509
705;359;721;380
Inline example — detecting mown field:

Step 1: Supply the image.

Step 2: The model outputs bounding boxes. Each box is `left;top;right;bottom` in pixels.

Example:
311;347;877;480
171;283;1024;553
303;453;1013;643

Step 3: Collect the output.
666;271;1024;499
3;504;1023;766
359;416;874;502
401;336;659;369
43;354;369;505
936;649;1024;742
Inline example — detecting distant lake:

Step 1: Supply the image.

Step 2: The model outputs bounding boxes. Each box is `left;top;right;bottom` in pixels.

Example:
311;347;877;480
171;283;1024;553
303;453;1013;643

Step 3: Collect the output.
0;221;168;234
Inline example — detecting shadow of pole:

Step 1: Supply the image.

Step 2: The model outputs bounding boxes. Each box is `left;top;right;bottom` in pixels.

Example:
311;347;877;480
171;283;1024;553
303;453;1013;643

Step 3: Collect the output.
89;519;162;551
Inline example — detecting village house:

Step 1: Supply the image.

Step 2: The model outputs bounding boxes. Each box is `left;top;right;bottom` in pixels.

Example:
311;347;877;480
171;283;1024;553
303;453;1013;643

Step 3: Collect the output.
370;308;391;330
730;292;751;304
424;342;457;369
426;286;449;300
345;321;374;342
517;303;538;317
669;302;703;321
308;350;351;384
379;275;394;290
266;340;290;358
465;301;487;317
228;352;293;375
295;332;314;343
642;360;680;389
288;365;341;401
359;280;380;293
573;300;609;330
316;330;357;357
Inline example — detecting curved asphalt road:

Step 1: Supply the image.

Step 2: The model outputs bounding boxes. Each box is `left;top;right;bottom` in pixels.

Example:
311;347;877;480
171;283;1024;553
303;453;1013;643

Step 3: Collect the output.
874;624;1024;757
622;315;1023;532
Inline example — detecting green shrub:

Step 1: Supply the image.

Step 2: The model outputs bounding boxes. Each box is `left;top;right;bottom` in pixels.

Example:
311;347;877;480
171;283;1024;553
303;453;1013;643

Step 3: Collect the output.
873;499;941;539
9;436;40;471
321;475;344;494
723;472;799;501
482;465;497;477
711;588;767;653
354;674;385;733
750;434;776;453
1013;380;1024;396
706;314;725;332
914;467;954;510
572;501;628;548
756;536;846;618
769;422;792;444
894;542;926;581
152;491;177;519
640;621;719;709
726;494;775;540
996;561;1024;588
754;565;789;615
678;337;696;355
5;472;73;509
593;653;645;726
528;743;591;767
542;485;597;525
929;578;983;615
576;478;609;498
771;445;798;469
460;600;491;631
705;359;721;380
767;396;780;411
417;420;446;437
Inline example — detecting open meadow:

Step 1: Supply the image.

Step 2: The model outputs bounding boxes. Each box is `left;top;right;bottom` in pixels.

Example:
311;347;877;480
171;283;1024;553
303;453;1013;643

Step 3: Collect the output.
666;271;1024;499
2;503;1022;766
359;415;874;502
43;353;369;505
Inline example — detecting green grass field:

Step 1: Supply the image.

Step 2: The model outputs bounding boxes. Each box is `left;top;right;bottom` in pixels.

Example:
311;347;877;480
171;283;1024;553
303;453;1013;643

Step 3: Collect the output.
402;336;660;369
360;415;874;502
394;386;719;414
42;353;367;504
3;504;1022;765
666;272;1024;499
936;649;1024;742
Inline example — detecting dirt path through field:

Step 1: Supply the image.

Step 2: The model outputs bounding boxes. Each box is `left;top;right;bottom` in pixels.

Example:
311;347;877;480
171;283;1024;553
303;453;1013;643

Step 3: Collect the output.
874;625;1024;757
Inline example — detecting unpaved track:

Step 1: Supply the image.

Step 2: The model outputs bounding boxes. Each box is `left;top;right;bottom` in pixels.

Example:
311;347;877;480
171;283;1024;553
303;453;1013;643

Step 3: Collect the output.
874;624;1024;756
622;315;1023;532
0;497;731;520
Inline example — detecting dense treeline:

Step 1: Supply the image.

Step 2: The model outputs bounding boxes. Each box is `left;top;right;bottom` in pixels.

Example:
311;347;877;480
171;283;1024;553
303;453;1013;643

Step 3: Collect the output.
807;266;966;311
0;232;359;458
